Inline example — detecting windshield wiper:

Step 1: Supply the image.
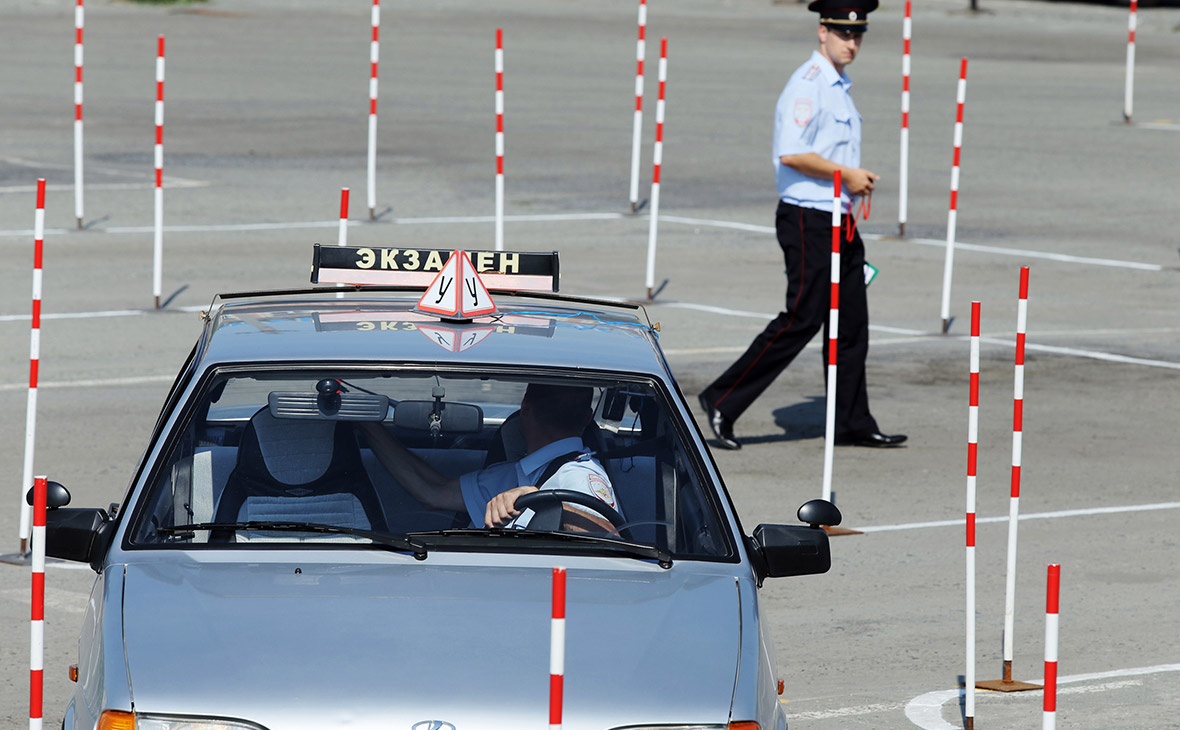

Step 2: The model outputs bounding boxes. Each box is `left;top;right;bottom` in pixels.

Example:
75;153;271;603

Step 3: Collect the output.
409;528;673;569
157;522;427;559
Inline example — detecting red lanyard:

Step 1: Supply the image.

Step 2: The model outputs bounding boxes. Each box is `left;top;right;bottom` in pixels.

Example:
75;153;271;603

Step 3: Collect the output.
845;193;871;242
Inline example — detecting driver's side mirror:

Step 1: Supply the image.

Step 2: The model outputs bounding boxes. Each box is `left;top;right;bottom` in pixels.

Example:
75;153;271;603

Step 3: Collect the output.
25;480;72;509
26;482;113;573
747;499;841;584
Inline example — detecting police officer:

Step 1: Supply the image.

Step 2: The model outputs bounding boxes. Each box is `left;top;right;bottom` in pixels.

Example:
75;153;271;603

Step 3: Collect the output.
698;0;905;450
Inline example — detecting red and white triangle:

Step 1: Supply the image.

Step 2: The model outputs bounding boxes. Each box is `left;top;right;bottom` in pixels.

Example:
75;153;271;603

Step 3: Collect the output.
417;251;497;319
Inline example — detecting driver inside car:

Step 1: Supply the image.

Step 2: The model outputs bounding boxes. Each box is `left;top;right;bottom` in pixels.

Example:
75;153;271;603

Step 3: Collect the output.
356;383;622;532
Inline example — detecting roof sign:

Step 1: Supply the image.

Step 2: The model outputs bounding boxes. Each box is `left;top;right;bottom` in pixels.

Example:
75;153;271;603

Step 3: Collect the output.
311;245;559;292
417;250;497;319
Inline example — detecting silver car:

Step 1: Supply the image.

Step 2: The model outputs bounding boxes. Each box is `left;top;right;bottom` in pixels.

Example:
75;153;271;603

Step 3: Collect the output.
40;250;840;730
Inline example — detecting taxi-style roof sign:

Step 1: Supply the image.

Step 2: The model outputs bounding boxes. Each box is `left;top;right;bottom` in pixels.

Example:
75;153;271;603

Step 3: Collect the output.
311;245;560;292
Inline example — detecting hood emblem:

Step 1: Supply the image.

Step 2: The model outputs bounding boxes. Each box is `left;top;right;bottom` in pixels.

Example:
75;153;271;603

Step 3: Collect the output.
412;722;456;730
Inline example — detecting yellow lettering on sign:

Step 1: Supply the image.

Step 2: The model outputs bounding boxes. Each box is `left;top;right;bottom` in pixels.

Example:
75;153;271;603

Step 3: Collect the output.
356;248;376;269
380;321;400;331
475;251;495;272
357;322;375;331
424;250;444;271
381;249;400;270
403;322;418;331
501;253;520;274
404;249;421;270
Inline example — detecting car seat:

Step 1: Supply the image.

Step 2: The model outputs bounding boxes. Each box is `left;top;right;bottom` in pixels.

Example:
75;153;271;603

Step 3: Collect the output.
214;407;388;534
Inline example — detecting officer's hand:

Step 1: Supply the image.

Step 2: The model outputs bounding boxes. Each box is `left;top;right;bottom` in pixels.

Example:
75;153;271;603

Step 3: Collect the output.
843;168;879;196
485;485;538;527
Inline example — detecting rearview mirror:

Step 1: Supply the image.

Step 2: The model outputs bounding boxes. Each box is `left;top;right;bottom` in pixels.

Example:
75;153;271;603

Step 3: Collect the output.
393;401;484;434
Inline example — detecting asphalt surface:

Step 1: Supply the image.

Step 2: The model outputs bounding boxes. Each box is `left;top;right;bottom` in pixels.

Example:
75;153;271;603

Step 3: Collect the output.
1;0;1178;728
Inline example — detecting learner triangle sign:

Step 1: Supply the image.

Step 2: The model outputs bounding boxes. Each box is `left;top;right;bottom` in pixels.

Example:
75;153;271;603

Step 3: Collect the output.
417;250;497;319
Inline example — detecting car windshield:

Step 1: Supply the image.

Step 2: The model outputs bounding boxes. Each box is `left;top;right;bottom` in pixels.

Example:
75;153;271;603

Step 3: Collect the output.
129;368;733;560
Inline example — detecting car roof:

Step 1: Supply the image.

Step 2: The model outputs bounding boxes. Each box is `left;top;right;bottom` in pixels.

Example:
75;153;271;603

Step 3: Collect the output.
197;290;669;377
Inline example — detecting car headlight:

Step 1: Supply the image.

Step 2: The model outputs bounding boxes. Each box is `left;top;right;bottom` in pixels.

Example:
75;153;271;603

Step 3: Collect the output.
98;711;267;730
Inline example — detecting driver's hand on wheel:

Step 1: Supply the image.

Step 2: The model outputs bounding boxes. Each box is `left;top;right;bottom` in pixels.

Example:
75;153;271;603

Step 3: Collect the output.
485;485;538;528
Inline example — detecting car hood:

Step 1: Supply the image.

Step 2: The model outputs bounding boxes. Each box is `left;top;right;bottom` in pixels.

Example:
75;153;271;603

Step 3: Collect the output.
121;558;741;729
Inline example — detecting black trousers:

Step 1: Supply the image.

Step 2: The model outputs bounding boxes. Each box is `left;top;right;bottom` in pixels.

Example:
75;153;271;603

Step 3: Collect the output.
700;200;878;440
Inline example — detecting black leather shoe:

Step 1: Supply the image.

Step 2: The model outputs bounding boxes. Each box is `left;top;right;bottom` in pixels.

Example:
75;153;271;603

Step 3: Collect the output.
698;393;741;450
835;431;908;448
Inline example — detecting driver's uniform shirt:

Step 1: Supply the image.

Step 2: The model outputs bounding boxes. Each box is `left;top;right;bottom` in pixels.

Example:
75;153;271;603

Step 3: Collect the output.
459;436;620;528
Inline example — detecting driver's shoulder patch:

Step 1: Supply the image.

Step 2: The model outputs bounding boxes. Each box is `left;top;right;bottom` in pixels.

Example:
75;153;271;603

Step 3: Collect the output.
588;473;616;508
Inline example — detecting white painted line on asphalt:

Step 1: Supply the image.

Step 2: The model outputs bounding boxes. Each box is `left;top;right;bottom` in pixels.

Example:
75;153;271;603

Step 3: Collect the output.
0;374;176;393
0;305;203;323
661;214;775;235
787;679;1144;723
659;214;1165;272
660;301;1180;370
662;335;930;356
0;211;627;238
982;335;1180;371
1137;122;1180;131
869;233;1164;272
0;210;1165;273
905;663;1180;730
856;501;1180;534
782;700;905;720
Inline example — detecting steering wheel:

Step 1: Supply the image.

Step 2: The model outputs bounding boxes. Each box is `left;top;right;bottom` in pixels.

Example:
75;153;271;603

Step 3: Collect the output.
513;489;632;540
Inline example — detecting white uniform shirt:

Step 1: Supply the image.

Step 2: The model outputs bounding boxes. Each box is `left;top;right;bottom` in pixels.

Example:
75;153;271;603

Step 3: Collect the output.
773;49;862;213
459;436;620;529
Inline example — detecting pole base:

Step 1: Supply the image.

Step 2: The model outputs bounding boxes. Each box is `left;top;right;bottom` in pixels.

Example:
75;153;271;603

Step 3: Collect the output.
941;318;950;334
821;525;863;536
976;679;1040;692
369;207;376;221
0;551;31;566
898;222;906;238
77;217;83;230
965;716;974;730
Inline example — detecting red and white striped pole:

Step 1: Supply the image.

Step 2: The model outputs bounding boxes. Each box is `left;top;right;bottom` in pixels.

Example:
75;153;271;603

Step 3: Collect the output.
74;0;85;229
1123;0;1137;123
1042;563;1061;730
29;475;48;730
644;37;667;302
549;566;566;730
628;0;647;213
367;0;380;220
338;187;350;247
494;28;505;252
821;170;842;504
1001;266;1030;681
897;0;911;237
940;58;967;334
17;180;46;557
965;300;980;730
153;35;165;310
336;187;350;298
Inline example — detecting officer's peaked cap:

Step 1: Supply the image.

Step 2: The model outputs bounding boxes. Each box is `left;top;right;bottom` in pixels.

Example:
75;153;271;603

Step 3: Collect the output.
807;0;878;32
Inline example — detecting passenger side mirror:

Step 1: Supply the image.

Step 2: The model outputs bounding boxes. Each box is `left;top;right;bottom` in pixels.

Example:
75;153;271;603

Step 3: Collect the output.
747;499;840;584
24;480;72;509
